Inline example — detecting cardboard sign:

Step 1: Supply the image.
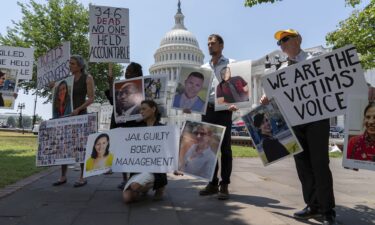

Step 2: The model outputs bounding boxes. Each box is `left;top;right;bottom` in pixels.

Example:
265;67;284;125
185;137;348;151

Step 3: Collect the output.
36;113;98;167
37;42;71;89
89;5;130;63
262;45;368;126
0;45;34;81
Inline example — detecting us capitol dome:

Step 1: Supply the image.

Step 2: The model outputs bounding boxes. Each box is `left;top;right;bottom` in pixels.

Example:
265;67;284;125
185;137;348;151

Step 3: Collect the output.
149;0;204;125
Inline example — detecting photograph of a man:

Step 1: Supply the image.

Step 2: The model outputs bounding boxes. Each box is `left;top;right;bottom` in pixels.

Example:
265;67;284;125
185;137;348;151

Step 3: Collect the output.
217;66;249;104
172;67;212;114
178;121;225;180
114;78;143;123
214;60;252;111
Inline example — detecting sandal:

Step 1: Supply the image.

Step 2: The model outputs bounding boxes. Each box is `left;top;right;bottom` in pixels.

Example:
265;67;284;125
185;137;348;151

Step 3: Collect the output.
73;180;87;188
52;179;67;186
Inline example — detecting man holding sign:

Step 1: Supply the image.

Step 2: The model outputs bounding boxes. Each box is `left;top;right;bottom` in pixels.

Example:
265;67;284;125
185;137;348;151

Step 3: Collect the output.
260;29;336;225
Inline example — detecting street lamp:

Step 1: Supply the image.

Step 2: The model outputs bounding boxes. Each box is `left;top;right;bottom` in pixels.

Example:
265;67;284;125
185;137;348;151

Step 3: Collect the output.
17;102;25;134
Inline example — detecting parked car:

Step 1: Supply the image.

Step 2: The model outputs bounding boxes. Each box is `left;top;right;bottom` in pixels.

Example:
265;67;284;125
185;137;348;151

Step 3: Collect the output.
330;126;344;138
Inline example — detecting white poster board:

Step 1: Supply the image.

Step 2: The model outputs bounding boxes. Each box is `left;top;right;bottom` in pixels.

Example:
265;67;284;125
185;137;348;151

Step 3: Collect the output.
89;5;130;63
36;113;98;167
178;121;225;180
342;95;375;171
110;126;179;173
172;67;212;114
0;46;34;81
242;98;303;166
262;45;368;126
215;60;252;111
37;42;71;89
144;74;168;117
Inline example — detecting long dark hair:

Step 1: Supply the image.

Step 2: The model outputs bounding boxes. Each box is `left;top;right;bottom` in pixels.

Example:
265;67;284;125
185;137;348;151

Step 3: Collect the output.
141;100;161;123
363;102;375;116
91;133;110;159
54;80;70;109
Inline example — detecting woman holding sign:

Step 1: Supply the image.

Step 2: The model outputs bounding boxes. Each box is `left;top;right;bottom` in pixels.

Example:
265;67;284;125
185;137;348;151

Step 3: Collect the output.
347;102;375;161
122;100;167;203
52;55;95;188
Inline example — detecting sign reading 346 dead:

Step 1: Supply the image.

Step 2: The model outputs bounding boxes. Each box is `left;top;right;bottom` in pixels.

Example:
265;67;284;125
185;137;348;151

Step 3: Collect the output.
89;5;130;63
261;45;368;126
110;126;179;173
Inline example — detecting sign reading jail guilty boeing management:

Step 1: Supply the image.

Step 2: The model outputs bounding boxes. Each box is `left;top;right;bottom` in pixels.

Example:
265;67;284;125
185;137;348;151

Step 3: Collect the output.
89;5;130;63
261;45;368;126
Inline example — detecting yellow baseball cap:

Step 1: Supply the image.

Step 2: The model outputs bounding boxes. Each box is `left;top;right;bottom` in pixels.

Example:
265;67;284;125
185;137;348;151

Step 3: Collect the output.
274;29;299;40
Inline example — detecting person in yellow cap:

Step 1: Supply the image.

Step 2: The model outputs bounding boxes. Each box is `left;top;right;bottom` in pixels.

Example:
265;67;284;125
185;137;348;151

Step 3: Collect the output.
260;29;337;225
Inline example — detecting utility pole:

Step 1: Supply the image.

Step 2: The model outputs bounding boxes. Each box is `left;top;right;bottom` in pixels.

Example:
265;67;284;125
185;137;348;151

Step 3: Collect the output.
17;102;25;134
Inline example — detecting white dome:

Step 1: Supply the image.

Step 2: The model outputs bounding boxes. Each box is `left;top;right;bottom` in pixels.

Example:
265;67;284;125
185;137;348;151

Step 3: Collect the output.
160;29;200;48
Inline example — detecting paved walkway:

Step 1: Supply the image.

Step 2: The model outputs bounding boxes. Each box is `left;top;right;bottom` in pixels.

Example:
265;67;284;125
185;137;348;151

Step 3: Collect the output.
0;158;374;225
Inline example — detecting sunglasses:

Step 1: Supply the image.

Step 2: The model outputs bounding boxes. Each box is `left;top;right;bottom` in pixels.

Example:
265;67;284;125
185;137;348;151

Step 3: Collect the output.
194;131;208;136
277;35;297;46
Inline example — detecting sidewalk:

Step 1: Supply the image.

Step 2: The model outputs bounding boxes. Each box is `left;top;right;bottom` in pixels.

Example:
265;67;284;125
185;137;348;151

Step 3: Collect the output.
0;158;374;225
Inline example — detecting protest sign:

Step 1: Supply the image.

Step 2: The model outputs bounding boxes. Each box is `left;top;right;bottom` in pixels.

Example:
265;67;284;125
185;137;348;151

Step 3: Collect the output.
342;95;375;171
261;45;368;126
83;132;113;177
242;98;303;166
0;45;34;81
89;5;130;63
172;67;212;114
113;77;143;123
178;121;225;180
144;74;168;117
36;113;98;167
52;76;74;119
110;125;179;173
37;42;71;89
215;60;252;111
0;92;16;109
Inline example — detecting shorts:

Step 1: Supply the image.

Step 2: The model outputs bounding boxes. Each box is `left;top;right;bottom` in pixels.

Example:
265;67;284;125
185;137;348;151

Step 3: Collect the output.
123;173;155;192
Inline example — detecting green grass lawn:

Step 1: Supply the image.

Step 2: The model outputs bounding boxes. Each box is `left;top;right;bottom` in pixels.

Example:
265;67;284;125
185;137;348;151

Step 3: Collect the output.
0;131;44;188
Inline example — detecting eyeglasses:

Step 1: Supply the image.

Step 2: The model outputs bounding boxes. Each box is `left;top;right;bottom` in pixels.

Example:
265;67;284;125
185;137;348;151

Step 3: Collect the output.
277;35;297;46
194;131;208;136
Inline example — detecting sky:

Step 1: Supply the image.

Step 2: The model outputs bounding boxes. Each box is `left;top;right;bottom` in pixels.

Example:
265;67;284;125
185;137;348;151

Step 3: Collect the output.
0;0;369;120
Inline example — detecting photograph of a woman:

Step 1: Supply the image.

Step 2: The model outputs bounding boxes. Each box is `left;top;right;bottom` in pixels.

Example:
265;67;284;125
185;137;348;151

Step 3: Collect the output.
86;133;114;171
52;79;73;118
347;102;375;162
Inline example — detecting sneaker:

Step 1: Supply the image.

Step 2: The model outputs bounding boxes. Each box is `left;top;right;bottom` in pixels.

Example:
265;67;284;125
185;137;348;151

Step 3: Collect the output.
217;184;229;200
199;183;218;196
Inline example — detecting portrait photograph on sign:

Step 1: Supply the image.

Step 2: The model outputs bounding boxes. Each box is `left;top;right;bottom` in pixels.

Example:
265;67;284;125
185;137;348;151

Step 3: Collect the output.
178;120;225;180
83;132;114;178
172;67;212;114
144;74;168;117
52;76;74;119
113;77;143;123
215;60;252;111
343;95;375;171
242;98;302;166
0;68;18;92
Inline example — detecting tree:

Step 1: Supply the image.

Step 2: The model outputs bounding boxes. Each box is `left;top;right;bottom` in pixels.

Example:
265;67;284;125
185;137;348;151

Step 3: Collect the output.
244;0;375;69
326;1;375;69
22;116;32;128
6;116;16;127
0;0;122;103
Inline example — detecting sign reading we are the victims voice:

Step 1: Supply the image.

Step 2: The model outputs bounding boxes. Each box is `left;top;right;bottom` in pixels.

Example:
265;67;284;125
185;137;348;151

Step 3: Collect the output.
89;5;129;63
262;45;368;126
110;126;179;173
